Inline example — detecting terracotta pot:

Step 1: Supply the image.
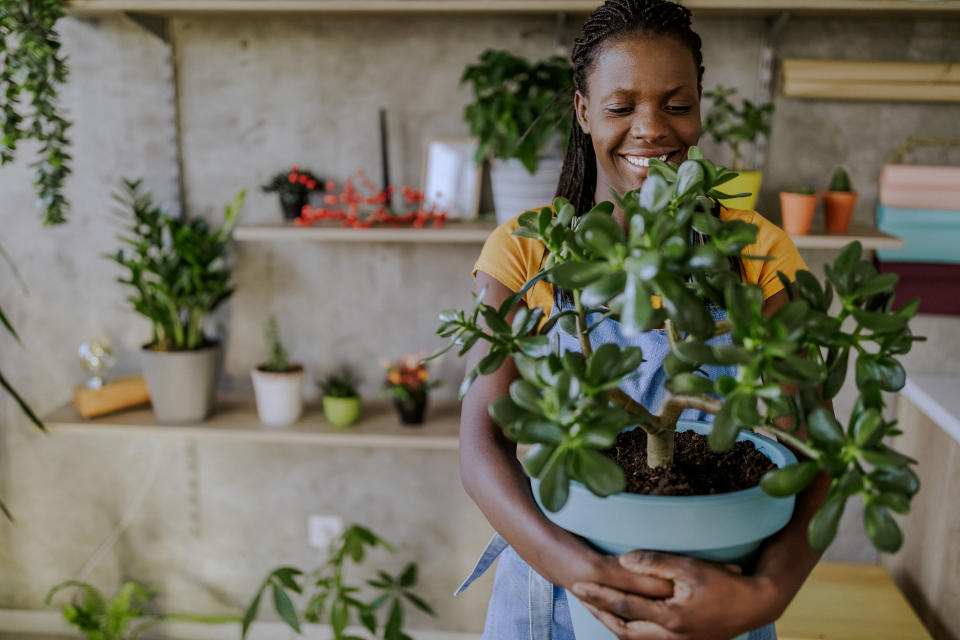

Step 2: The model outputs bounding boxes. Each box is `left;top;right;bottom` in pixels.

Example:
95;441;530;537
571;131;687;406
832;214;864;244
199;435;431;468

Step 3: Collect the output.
822;190;858;233
779;192;818;235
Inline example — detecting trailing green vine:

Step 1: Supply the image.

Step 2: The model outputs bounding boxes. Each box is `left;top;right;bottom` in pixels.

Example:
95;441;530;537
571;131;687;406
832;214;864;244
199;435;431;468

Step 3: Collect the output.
1;0;72;226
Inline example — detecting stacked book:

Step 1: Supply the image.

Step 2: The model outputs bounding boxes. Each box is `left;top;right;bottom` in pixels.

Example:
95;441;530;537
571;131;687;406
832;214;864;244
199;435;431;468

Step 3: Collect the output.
876;164;960;315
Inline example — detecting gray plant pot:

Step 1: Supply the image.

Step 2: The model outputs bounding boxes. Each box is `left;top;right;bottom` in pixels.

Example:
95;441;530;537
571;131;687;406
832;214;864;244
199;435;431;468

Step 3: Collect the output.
490;156;564;224
141;343;221;424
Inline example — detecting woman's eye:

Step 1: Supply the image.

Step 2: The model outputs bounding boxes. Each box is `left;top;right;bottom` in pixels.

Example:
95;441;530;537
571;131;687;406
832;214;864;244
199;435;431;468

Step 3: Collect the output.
606;106;633;115
666;105;693;114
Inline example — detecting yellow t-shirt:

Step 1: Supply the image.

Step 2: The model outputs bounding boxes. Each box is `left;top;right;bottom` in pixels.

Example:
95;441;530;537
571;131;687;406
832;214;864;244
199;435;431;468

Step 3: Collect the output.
472;207;808;330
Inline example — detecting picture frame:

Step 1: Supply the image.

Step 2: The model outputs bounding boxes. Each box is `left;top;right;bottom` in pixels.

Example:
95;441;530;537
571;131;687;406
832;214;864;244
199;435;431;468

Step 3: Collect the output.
421;137;482;219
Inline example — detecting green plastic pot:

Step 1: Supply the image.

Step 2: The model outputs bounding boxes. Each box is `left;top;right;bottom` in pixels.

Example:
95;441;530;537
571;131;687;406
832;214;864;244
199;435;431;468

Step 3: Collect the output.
322;395;362;427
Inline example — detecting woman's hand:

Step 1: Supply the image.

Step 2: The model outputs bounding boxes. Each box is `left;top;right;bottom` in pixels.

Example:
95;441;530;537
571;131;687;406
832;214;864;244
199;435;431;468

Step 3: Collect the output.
572;550;781;640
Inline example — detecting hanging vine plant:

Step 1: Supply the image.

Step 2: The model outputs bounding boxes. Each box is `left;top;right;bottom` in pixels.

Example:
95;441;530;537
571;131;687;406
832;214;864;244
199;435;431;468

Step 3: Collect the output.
1;0;72;226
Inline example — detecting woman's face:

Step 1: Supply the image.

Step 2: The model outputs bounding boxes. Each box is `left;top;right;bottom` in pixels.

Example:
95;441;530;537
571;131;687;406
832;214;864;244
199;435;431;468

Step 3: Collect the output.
575;34;702;198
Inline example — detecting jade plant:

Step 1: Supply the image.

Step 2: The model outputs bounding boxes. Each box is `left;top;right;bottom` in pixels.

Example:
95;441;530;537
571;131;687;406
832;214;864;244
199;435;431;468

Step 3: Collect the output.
107;179;244;351
461;49;573;174
432;146;922;553
243;524;434;640
702;84;773;172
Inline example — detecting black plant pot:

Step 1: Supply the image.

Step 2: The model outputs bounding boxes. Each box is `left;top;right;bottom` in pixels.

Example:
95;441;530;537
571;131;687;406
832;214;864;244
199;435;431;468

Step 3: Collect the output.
279;191;308;221
394;395;428;426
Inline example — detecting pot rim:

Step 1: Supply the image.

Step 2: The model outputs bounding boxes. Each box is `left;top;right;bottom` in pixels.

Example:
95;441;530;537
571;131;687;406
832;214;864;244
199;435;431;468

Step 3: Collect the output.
142;341;220;352
252;363;304;376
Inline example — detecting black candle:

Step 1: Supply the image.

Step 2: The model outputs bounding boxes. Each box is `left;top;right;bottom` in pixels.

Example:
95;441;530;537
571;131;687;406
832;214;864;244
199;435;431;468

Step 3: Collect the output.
379;108;390;209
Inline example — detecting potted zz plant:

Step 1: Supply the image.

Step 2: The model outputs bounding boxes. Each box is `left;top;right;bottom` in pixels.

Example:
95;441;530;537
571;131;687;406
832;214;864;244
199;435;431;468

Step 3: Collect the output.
262;164;326;221
319;366;363;427
382;354;441;426
251;314;305;427
823;167;858;233
779;184;818;236
461;49;573;223
432;147;921;640
702;84;773;211
109;179;244;424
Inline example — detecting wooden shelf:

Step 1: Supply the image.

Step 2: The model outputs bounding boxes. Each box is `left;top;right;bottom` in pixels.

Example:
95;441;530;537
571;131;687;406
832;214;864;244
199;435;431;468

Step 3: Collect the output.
64;0;960;17
45;399;462;450
234;219;495;244
787;225;904;250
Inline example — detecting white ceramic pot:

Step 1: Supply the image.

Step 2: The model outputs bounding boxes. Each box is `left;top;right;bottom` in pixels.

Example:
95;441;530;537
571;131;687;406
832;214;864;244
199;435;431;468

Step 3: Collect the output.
251;365;304;427
490;156;564;224
141;343;221;424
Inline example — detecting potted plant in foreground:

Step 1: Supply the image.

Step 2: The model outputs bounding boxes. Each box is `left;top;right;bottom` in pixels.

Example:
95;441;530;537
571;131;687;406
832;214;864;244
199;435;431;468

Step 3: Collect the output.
779;184;818;235
432;147;921;640
461;49;573;223
319;366;363;427
823;167;858;233
109;179;244;424
702;84;773;211
251;314;305;427
382;354;442;426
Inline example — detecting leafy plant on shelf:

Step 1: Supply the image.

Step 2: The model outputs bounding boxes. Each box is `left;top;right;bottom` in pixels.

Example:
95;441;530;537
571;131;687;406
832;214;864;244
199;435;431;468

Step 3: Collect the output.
262;164;325;199
382;354;442;403
320;367;361;398
243;524;434;640
461;49;573;173
45;579;238;640
107;179;244;351
261;314;292;372
431;146;923;553
702;84;773;172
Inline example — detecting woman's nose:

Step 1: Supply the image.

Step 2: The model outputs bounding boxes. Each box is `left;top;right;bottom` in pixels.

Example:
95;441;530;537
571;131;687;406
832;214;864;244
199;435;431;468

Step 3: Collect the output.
629;107;669;142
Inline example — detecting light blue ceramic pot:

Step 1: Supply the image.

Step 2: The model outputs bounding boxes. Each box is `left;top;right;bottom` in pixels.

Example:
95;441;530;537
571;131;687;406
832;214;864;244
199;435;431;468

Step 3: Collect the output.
531;419;797;640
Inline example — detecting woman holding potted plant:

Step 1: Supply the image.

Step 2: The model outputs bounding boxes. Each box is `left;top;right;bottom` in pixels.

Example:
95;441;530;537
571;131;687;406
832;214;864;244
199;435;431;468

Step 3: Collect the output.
454;2;831;639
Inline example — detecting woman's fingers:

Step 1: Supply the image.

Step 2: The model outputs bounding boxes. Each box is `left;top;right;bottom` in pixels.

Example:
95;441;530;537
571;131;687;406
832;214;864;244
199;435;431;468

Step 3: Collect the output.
571;581;674;626
597;554;674;598
619;550;695;582
581;600;676;640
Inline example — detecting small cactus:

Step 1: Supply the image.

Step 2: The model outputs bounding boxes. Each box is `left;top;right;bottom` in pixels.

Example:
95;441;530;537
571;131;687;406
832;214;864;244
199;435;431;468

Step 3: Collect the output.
828;168;852;192
797;185;815;195
262;315;291;372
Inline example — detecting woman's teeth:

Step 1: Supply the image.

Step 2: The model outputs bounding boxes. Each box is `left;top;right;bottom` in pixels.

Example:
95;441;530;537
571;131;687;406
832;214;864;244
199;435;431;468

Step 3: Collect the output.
624;153;669;167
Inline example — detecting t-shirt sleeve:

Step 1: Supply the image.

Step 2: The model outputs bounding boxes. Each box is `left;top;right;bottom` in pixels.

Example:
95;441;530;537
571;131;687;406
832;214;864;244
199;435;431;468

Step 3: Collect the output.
736;210;809;299
472;216;536;293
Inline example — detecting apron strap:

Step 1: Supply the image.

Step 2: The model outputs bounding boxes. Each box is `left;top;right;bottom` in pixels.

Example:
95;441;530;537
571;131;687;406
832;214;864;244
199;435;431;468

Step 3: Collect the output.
528;568;555;640
453;532;509;596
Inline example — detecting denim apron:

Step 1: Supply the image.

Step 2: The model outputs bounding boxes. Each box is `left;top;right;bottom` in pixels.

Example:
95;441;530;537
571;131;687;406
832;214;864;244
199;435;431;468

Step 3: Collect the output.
455;297;778;640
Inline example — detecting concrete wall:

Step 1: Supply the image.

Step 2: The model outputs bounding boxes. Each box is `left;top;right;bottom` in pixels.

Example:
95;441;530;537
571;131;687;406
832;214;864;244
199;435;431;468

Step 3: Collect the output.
1;9;958;634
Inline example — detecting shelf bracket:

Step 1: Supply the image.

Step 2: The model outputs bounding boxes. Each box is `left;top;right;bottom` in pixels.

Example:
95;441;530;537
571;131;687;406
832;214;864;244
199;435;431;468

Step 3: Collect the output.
754;10;790;172
122;12;169;42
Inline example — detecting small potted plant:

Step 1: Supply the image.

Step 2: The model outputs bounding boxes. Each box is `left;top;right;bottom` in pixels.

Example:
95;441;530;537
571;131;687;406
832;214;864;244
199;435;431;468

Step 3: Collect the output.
823;167;858;233
46;579;237;638
779;184;818;235
702;84;773;211
382;354;442;426
319;366;363;427
433;147;921;639
461;49;573;223
251;315;304;427
108;179;244;424
242;524;434;639
262;164;326;221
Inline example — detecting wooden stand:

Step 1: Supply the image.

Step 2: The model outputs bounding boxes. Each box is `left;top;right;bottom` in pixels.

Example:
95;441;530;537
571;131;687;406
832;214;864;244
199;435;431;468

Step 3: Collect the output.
72;375;151;418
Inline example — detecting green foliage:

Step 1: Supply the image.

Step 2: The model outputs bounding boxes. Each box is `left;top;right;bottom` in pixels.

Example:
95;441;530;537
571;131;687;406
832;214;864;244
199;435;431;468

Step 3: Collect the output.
828;167;852;192
107;179;243;351
45;580;237;640
0;0;72;226
702;85;773;172
243;525;434;640
431;145;923;554
461;49;573;174
261;314;292;372
320;366;362;398
794;185;815;195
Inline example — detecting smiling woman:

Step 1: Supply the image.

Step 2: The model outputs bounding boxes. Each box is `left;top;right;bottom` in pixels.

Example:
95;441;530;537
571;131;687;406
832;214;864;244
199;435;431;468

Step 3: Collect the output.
456;1;820;640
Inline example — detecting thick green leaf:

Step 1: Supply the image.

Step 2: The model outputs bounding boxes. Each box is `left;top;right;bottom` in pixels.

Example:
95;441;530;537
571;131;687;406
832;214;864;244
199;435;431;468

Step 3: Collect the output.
621;273;654;336
488;396;528;427
808;492;847;552
832;241;862;294
522;443;556;477
586;343;622;385
518;419;567;444
638;174;671;211
854;273;898;299
550;261;609;289
538;448;571;512
571;448;626;497
478;349;508;375
807;407;845;451
272;583;300;633
582;272;626;306
625;252;661;281
509;380;542;413
794;271;825;310
855;355;906;392
822;347;849;400
708;399;739;452
869;467;919;496
851;308;907;334
674;342;715;364
852;408;884;448
761;461;820;497
864;501;903;553
667;373;715;395
675;160;705;197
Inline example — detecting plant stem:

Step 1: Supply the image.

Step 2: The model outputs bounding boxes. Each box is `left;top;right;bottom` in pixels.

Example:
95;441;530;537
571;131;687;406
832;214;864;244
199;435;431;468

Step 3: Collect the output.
608;388;660;430
760;424;820;460
664;318;681;352
573;289;592;358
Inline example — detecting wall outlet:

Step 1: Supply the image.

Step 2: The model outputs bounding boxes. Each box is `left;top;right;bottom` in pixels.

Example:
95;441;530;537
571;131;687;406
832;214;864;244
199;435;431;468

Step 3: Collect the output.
307;514;345;550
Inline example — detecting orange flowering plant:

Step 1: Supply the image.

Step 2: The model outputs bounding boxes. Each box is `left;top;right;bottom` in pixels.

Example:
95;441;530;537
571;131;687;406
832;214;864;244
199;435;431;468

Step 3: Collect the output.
298;168;449;230
262;165;325;198
381;353;443;402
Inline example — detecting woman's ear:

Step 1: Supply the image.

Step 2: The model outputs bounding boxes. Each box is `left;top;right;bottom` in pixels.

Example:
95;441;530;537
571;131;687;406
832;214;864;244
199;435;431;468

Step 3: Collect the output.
574;90;591;135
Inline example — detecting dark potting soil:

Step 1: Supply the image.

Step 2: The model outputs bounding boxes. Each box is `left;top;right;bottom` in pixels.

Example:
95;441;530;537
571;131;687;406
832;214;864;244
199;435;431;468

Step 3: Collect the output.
604;429;775;497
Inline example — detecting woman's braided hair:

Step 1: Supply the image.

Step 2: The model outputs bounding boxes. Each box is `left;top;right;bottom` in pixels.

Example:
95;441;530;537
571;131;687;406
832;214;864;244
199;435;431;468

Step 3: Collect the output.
555;0;705;214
